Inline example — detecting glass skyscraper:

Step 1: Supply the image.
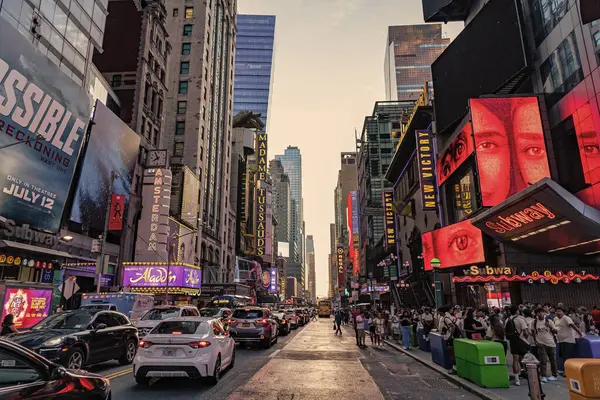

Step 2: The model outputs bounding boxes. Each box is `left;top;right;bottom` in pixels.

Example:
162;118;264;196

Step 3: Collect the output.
234;14;276;128
275;146;303;264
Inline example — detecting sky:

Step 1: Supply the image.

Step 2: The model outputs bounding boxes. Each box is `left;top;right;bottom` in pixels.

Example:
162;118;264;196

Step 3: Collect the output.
238;0;463;297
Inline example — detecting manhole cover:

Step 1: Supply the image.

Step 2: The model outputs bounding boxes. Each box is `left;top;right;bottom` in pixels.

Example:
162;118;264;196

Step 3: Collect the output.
420;377;458;389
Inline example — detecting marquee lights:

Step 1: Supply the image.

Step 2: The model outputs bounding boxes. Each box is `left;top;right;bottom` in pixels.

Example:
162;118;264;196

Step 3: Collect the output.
511;220;570;242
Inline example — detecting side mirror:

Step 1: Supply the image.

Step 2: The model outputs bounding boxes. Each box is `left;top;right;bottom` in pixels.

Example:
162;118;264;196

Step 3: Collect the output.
50;366;67;380
92;323;107;332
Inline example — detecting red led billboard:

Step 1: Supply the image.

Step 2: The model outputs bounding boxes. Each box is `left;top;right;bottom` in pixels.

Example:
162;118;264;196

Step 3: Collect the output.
422;219;485;270
470;97;551;207
437;122;474;185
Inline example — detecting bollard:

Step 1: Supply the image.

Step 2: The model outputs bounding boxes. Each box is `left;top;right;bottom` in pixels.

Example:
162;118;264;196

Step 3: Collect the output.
521;352;545;400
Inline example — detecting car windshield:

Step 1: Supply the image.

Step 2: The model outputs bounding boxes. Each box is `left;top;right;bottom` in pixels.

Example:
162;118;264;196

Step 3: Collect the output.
151;321;209;335
199;308;220;317
141;308;180;321
273;313;285;319
232;309;263;319
31;312;94;330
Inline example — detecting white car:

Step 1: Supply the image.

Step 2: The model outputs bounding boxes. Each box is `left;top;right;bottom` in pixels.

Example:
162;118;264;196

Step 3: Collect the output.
133;317;235;385
134;305;200;337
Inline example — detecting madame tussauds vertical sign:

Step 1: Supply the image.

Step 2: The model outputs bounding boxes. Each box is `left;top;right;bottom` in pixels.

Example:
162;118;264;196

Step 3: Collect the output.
135;168;172;262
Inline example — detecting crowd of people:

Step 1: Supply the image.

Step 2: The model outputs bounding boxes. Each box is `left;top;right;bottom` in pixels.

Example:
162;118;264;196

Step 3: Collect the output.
335;302;600;387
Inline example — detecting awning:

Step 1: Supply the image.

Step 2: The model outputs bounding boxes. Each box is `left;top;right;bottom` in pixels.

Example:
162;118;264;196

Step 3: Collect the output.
0;240;96;261
471;178;600;255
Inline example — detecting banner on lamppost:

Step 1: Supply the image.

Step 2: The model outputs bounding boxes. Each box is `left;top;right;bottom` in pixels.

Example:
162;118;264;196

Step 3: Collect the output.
415;129;438;211
108;194;125;231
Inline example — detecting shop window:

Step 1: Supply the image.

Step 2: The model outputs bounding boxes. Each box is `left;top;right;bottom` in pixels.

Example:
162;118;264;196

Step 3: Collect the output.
551;115;586;191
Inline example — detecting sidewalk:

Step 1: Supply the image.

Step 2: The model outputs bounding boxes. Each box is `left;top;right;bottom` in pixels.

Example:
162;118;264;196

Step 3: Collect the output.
383;337;570;400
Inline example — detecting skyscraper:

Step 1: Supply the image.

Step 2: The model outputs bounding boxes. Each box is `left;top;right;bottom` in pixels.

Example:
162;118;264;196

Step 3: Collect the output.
275;147;303;264
234;15;276;129
270;159;291;243
163;0;237;283
384;24;449;101
306;234;316;302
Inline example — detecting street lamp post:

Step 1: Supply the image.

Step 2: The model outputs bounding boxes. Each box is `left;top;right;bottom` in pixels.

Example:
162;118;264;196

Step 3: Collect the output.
430;258;443;309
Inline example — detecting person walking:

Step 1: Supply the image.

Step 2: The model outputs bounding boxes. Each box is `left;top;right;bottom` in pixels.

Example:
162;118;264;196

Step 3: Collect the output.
505;305;530;386
356;312;366;347
334;309;343;335
532;307;558;382
1;314;18;336
400;310;412;350
554;306;583;375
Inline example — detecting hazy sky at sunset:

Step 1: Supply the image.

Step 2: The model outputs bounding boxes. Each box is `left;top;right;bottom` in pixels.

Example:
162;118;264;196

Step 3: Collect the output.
238;0;463;297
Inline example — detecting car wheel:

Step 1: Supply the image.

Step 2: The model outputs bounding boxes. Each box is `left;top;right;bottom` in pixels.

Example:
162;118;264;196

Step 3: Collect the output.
135;373;150;386
229;348;235;369
262;335;272;349
273;333;278;344
208;355;221;385
118;339;137;365
65;347;84;370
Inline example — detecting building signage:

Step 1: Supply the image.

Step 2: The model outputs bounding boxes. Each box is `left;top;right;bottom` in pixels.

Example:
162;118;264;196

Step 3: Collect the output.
134;169;172;262
0;21;91;232
454;182;474;216
265;188;272;260
484;202;555;234
337;246;345;289
351;191;359;232
0;219;60;246
123;263;201;289
256;132;267;181
382;190;396;250
256;185;267;257
415;129;438;210
464;265;515;276
453;269;597;285
269;267;277;293
405;83;431;132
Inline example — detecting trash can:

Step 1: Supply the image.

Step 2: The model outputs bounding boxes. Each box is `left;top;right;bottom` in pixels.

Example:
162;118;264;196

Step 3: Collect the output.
454;339;509;388
429;332;452;370
417;328;431;352
565;358;600;398
576;335;600;359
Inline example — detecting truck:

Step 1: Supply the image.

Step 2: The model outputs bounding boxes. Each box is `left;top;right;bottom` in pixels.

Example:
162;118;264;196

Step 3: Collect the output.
79;292;155;321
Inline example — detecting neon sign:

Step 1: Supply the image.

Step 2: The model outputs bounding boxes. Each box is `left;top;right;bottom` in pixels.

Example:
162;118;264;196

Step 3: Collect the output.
484;202;555;234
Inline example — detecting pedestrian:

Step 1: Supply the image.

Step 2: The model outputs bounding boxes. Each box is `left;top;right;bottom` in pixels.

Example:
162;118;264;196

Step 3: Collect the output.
334;310;343;335
554;306;583;376
439;306;460;374
523;308;537;359
376;313;386;347
420;307;434;336
368;313;376;346
464;308;486;339
531;307;558;382
400;310;412;350
356;312;366;347
592;305;600;332
505;305;529;386
1;314;18;336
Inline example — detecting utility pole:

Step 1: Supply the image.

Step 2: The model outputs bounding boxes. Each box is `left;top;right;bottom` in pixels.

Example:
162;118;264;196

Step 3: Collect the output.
97;171;118;293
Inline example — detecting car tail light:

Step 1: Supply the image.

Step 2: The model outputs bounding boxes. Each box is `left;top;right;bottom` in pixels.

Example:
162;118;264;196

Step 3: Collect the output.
188;341;211;349
228;319;237;324
255;319;269;325
281;319;287;324
139;340;154;348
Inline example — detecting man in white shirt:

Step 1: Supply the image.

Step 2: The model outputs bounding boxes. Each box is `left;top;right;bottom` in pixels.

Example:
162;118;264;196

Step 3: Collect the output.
554;307;582;375
532;307;558;382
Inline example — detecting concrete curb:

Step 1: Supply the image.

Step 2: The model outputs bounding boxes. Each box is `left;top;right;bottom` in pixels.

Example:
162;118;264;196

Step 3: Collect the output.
383;339;505;400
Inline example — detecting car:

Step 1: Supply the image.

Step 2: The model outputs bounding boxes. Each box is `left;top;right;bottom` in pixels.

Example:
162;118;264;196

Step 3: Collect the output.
133;317;234;386
199;307;232;328
283;310;299;329
294;309;306;326
134;305;200;337
0;338;111;399
272;312;291;335
227;307;278;348
9;310;138;370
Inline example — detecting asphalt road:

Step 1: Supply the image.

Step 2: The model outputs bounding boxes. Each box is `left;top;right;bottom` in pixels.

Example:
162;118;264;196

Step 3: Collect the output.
88;319;482;400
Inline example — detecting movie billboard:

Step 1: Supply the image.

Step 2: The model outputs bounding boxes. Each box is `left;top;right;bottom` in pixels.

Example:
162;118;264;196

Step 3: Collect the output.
2;287;52;329
415;129;438;210
470;97;550;207
421;220;485;270
0;21;91;232
70;101;140;230
181;167;200;226
437;122;474;185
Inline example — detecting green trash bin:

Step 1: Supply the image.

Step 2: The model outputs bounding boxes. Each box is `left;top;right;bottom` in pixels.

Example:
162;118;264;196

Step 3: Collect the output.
454;339;509;388
410;327;418;347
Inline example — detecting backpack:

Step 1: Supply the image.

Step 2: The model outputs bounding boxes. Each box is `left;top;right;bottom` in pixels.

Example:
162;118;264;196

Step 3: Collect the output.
505;316;518;339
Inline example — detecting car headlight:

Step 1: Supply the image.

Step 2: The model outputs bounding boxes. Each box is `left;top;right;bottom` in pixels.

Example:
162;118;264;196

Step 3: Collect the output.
42;337;65;347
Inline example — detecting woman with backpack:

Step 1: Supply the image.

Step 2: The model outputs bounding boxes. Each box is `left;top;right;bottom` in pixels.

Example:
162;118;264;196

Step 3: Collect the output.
439;306;462;374
531;307;558;382
505;305;530;386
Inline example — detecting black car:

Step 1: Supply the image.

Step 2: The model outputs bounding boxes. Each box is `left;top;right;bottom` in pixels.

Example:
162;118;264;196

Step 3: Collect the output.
272;312;291;335
0;338;110;399
10;310;138;370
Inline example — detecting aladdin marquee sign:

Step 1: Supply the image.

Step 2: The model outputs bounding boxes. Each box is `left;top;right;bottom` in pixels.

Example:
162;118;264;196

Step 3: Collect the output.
415;130;438;211
122;263;201;289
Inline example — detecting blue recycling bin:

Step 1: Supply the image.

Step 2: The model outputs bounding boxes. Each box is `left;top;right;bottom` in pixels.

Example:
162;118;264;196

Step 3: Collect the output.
417;328;431;352
577;334;600;359
430;332;452;369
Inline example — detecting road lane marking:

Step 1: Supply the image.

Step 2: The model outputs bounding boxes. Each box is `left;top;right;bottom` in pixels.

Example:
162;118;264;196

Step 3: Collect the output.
269;349;281;358
106;368;132;380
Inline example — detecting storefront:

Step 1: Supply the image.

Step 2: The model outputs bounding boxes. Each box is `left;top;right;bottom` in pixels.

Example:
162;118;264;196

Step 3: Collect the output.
121;262;202;304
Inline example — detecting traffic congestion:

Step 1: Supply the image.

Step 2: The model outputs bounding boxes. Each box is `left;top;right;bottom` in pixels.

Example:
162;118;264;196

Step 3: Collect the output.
0;294;318;399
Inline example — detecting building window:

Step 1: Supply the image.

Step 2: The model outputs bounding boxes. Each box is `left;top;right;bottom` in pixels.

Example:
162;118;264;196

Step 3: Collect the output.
528;0;568;46
178;81;188;94
185;7;193;18
153;128;158;145
182;43;191;55
174;142;184;156
111;74;122;86
594;31;600;47
201;126;205;139
173;8;178;17
540;32;583;107
180;61;190;74
176;121;185;135
202;106;206;120
183;25;192;37
177;101;187;114
199;146;203;160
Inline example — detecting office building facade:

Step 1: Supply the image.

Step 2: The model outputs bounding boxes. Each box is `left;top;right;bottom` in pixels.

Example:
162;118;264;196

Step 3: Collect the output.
384;24;449;101
306;234;316;302
234;14;276;129
270;159;291;243
275;146;303;264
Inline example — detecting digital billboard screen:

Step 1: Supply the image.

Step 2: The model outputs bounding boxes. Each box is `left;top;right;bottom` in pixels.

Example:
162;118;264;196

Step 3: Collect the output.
431;0;527;134
70;101;140;230
0;20;91;232
437;122;474;186
2;288;52;329
470;97;550;207
422;219;485;270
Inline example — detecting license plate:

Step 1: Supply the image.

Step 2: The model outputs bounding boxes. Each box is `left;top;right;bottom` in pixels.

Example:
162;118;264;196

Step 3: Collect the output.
163;348;176;356
242;323;250;327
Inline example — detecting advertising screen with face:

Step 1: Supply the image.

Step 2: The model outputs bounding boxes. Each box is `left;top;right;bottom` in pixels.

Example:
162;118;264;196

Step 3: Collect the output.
470;97;551;207
572;103;600;184
437;123;474;185
422;220;485;270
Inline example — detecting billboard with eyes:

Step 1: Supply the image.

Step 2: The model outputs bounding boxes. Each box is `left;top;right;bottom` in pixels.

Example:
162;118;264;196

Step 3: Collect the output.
422;219;485;270
470;97;551;207
437;122;474;186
